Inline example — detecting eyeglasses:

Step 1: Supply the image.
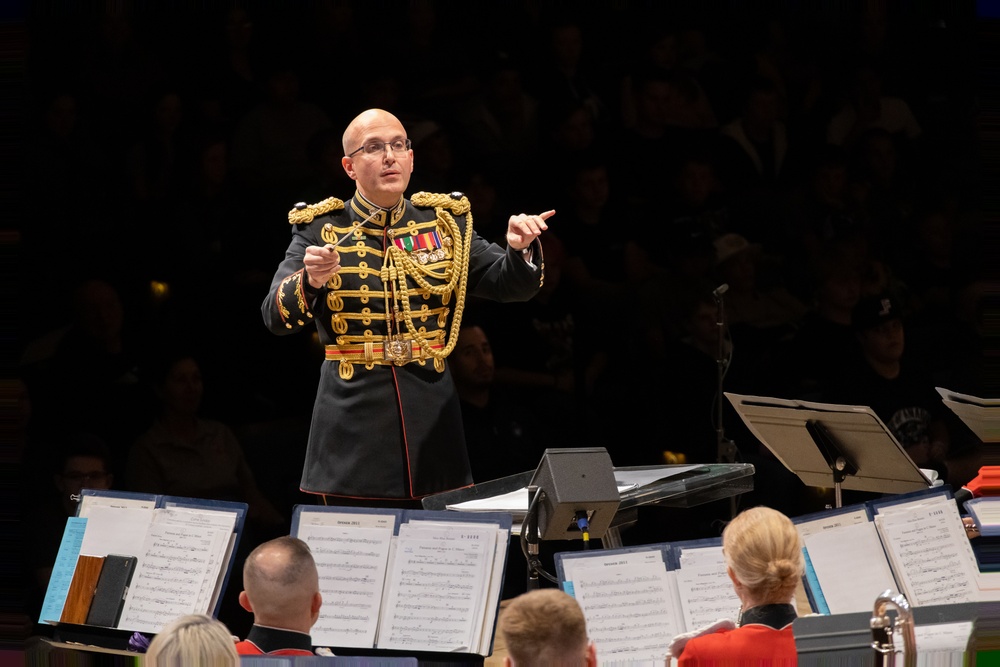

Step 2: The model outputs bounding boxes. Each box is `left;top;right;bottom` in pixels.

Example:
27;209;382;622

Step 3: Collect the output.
348;138;412;158
62;471;110;483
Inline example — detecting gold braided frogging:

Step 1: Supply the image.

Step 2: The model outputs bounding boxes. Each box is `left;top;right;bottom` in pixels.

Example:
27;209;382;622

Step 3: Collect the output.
384;192;473;366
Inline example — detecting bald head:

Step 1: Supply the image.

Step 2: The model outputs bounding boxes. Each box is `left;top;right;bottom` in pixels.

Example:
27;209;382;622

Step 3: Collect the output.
342;108;402;155
241;537;321;631
340;108;413;208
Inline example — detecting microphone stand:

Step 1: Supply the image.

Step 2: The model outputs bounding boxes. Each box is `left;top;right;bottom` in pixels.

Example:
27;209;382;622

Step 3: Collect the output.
713;284;738;518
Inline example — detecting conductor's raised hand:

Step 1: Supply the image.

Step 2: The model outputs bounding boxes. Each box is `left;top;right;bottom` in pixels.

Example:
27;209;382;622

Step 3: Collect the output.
506;210;555;251
304;244;341;288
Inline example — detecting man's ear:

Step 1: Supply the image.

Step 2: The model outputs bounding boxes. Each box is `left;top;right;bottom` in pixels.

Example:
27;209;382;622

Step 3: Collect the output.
311;591;323;617
238;591;253;613
342;156;357;180
586;640;598;667
503;657;512;667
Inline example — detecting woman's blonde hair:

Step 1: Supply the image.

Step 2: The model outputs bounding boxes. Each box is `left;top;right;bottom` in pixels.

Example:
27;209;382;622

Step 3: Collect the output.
144;613;238;667
723;506;804;603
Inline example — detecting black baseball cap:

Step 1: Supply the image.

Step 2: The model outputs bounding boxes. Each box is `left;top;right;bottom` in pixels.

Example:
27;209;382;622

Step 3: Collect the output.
852;293;903;331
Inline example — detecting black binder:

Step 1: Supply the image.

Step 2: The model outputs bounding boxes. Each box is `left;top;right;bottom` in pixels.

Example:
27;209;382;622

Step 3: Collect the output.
85;554;137;628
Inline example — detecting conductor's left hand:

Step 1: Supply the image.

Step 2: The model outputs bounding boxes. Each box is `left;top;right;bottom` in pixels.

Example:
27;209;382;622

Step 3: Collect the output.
506;210;555;251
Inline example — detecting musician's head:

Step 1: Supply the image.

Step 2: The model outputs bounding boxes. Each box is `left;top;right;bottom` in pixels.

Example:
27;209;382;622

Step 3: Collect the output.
240;536;322;635
723;506;804;609
499;589;597;667
144;613;238;666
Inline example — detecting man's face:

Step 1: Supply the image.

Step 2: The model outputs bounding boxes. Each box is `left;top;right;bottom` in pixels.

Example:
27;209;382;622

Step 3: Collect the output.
55;456;113;499
860;318;904;364
452;326;494;389
341;112;413;207
161;357;204;415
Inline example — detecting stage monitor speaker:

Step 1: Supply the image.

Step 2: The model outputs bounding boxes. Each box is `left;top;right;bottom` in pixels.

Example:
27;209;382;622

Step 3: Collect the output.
528;447;620;541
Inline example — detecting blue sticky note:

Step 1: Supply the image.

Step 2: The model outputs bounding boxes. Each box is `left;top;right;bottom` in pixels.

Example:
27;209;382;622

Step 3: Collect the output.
801;546;829;615
38;517;88;624
561;581;575;597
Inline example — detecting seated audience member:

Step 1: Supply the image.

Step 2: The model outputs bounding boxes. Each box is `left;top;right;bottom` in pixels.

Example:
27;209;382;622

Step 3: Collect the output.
25;434;115;599
497;588;597;667
451;321;548;482
126;351;284;530
144;613;239;667
670;506;803;665
775;247;864;400
235;536;322;656
712;232;807;343
824;292;951;479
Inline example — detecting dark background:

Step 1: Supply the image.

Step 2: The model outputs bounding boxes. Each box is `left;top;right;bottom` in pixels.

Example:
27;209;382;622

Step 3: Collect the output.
6;0;1000;647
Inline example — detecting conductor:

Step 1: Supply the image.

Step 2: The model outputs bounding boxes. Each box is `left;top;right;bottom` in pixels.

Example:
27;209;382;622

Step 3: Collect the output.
262;108;553;504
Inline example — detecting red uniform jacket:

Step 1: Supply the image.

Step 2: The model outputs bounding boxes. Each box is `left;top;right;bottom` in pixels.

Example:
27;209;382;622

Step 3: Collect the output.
678;624;797;666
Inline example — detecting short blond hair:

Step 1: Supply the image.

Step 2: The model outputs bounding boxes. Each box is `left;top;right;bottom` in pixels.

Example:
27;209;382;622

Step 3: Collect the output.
144;614;238;667
723;506;804;603
498;589;589;667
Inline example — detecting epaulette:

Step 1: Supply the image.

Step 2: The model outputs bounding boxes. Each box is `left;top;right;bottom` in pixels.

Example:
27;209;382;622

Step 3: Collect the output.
411;191;470;216
288;197;345;225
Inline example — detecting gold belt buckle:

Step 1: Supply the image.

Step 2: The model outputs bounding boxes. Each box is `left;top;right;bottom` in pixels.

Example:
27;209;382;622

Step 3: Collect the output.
384;336;413;365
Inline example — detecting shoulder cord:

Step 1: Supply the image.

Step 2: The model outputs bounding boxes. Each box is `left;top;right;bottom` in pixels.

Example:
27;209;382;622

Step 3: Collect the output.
380;200;472;363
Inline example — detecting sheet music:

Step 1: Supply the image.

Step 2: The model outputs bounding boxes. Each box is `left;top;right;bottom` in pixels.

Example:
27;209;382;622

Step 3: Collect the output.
377;535;489;653
677;546;726;569
151;508;233;613
801;521;897;613
295;523;393;648
674;563;740;630
561;550;665;588
910;621;974;653
445;484;633;513
572;562;678;663
208;533;238;614
79;494;156;514
614;466;702;490
395;522;497;653
298;510;397;530
965;497;1000;534
795;507;871;538
478;527;508;654
876;502;980;606
117;521;227;633
446;488;528;513
400;520;505;654
78;506;155;557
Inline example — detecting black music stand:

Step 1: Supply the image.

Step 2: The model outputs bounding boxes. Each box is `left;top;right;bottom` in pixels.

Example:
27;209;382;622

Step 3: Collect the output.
725;393;933;507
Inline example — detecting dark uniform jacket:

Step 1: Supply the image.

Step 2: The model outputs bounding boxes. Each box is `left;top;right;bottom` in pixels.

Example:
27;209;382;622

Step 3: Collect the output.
262;191;542;499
